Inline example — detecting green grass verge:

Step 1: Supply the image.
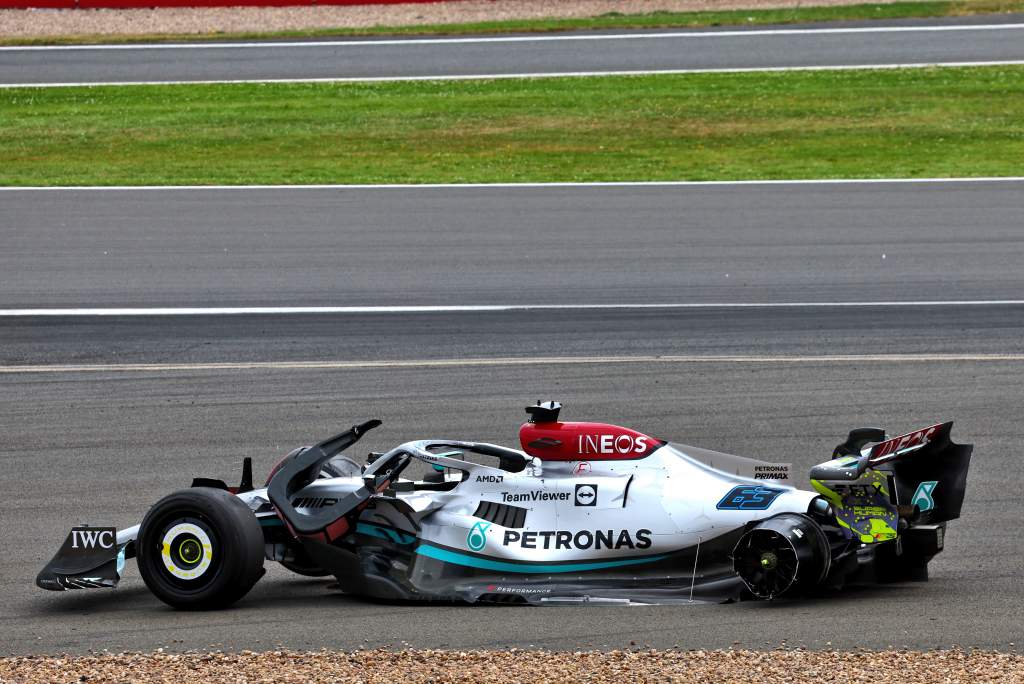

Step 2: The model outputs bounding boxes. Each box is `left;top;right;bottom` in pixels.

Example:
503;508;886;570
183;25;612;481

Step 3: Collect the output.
5;0;1024;46
2;66;1024;186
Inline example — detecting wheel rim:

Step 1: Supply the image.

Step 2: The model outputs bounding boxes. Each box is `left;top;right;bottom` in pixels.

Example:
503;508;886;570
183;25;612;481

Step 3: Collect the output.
157;518;217;584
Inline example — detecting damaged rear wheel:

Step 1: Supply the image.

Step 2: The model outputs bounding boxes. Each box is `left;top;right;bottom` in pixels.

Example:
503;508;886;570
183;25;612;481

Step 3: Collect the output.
137;487;264;610
733;513;830;599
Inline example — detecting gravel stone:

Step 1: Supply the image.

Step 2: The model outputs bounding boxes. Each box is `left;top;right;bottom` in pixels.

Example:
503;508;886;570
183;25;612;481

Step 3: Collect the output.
1;648;1022;683
0;0;907;40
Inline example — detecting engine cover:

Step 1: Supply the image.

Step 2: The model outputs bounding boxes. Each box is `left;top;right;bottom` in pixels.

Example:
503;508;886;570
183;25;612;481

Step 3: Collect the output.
519;421;664;461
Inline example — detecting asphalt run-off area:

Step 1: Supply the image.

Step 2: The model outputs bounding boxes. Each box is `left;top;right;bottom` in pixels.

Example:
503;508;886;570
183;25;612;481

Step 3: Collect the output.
1;180;1022;653
4;7;1024;667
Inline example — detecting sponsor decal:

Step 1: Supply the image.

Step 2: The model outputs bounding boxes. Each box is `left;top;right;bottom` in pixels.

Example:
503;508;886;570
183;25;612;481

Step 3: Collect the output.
520;422;662;461
572;462;592;476
716;485;785;511
500;490;570;503
577;434;649;456
574;484;597;506
870;424;942;459
831;482;884;498
751;464;790;481
291;497;339;509
70;528;115;550
467;521;491;552
485;584;552;595
502;528;652;551
476;474;504;483
912;481;939;512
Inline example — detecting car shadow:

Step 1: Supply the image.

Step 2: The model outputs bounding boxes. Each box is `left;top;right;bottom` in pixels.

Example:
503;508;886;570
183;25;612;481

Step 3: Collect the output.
731;581;926;610
31;572;931;617
31;575;344;615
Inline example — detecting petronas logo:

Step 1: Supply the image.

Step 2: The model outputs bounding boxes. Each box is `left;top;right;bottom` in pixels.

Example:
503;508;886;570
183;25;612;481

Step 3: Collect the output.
467;521;491;552
912;481;938;512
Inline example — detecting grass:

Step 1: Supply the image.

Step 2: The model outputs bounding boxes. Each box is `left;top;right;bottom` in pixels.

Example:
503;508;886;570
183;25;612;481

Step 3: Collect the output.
5;0;1024;46
2;65;1024;186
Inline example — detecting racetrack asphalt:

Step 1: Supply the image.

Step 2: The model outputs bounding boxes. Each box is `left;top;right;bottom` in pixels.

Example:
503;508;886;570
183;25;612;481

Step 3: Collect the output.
3;181;1024;309
1;181;1022;654
3;14;1024;86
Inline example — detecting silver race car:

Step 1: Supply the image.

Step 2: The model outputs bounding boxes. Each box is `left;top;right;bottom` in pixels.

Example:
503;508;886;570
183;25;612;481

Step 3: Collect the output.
37;402;972;609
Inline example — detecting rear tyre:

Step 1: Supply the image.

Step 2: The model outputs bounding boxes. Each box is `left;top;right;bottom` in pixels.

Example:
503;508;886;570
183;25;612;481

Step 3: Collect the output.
137;487;264;610
733;513;830;599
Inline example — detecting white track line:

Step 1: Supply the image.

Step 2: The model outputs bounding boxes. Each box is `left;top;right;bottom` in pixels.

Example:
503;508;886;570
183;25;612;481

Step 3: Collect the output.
3;354;1022;374
3;177;1024;191
2;301;1023;317
4;22;1024;51
5;60;1024;88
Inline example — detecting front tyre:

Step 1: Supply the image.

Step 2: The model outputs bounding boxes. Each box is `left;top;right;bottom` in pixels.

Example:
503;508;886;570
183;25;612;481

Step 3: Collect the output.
137;488;264;610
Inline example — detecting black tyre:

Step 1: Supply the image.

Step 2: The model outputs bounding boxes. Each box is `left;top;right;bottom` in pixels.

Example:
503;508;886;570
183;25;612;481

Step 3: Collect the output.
137;487;264;610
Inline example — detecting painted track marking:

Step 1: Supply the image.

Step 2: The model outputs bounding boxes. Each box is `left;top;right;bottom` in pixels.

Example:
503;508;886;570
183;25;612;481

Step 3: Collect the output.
4;22;1024;51
1;301;1022;317
2;177;1024;190
3;354;1022;374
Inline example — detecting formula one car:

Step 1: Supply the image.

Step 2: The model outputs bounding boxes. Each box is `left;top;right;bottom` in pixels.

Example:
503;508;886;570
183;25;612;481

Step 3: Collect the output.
37;403;972;609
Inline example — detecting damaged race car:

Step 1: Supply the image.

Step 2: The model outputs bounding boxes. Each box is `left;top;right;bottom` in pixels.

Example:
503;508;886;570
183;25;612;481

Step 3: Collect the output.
37;402;972;609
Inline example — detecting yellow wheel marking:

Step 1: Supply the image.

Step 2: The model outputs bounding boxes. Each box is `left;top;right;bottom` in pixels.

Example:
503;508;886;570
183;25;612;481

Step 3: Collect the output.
178;539;201;563
159;523;213;580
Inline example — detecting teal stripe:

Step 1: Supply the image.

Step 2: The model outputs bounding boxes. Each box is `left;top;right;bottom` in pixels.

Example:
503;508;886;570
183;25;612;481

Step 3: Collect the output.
416;544;668;574
258;517;283;527
356;522;416;545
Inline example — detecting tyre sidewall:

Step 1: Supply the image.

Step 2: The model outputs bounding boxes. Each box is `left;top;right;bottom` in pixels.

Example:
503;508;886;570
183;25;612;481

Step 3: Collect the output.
137;487;263;609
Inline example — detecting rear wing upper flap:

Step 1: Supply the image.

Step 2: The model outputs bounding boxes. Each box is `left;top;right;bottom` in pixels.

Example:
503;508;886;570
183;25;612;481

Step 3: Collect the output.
867;421;953;465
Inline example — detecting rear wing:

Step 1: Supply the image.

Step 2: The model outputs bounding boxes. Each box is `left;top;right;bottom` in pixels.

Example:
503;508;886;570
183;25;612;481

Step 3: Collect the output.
811;422;972;542
879;422;973;524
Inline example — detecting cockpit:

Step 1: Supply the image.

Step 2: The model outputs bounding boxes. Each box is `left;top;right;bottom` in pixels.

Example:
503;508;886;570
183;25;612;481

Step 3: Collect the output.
364;440;538;495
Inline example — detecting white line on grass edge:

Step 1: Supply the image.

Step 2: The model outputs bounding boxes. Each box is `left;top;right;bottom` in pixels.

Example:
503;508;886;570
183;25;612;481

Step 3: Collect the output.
2;177;1024;191
3;22;1024;51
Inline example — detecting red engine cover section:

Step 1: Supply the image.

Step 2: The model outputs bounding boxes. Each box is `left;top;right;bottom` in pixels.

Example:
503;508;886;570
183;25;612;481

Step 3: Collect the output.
519;422;664;461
